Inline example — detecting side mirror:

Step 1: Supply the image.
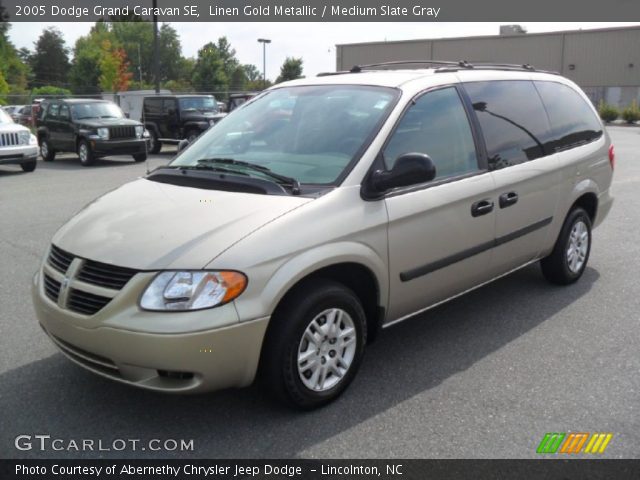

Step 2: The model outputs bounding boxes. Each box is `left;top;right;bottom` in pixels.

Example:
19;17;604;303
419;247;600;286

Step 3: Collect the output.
368;153;436;195
177;139;189;153
124;112;130;119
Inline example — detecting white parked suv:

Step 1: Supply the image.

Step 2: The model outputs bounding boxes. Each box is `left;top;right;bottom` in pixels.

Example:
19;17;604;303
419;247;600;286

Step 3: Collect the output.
33;62;613;408
0;108;39;172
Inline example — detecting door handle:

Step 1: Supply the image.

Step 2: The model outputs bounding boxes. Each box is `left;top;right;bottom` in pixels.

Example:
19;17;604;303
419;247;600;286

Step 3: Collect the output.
471;199;494;217
499;192;519;208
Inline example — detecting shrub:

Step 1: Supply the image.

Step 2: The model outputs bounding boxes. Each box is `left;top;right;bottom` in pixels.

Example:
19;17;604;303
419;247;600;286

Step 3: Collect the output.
31;85;72;97
598;100;619;123
621;100;640;124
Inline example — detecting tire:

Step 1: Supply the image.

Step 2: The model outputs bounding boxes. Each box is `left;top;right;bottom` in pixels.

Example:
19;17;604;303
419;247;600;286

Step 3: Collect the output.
77;140;95;166
260;279;367;409
21;160;37;172
40;138;55;162
133;153;147;162
541;207;592;285
148;129;161;154
186;130;199;143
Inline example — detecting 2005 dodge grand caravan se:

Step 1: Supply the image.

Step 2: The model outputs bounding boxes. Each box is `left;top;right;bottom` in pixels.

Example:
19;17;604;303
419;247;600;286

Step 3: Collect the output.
33;62;614;408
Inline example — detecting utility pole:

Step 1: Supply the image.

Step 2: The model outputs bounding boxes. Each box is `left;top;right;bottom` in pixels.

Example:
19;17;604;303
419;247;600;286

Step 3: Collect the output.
137;44;143;85
152;0;160;93
257;38;271;89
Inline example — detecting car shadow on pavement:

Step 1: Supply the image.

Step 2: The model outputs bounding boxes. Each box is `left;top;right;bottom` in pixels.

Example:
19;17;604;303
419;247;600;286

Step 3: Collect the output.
0;264;599;459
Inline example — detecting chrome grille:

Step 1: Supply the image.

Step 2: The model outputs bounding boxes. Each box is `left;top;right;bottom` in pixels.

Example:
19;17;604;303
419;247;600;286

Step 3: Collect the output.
48;244;74;273
67;289;112;316
109;125;136;139
0;132;20;147
43;274;61;303
77;259;137;290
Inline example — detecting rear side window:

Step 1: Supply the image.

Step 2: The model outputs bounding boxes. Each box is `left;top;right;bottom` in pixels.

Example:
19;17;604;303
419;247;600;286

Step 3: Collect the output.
383;87;479;181
534;81;603;152
144;98;162;115
464;81;551;170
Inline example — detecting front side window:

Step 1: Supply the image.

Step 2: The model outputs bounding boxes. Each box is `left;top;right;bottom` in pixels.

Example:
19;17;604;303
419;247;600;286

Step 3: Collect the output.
383;87;479;180
534;81;603;152
59;105;70;120
71;102;124;120
464;80;552;170
171;85;398;185
48;104;59;119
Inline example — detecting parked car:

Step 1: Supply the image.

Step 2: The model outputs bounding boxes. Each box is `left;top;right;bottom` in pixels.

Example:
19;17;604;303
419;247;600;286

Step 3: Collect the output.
142;95;226;153
227;92;258;112
36;99;148;166
0;108;38;172
33;63;613;408
14;105;33;126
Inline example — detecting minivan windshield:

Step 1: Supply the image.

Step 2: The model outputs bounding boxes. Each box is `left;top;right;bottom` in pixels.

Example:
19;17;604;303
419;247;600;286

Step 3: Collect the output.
171;85;398;185
71;102;125;120
179;96;218;112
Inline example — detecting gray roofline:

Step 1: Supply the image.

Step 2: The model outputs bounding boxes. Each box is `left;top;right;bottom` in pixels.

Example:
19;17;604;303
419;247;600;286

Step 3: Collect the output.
335;24;640;48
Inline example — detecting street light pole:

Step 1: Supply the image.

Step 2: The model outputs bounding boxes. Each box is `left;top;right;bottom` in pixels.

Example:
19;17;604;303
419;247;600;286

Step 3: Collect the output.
257;38;271;89
152;0;160;93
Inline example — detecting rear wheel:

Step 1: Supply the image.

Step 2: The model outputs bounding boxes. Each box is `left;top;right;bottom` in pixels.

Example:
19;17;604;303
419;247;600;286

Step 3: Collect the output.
77;140;95;166
40;138;55;162
148;129;161;154
21;160;37;172
541;207;592;285
261;279;367;409
133;153;147;162
186;129;200;143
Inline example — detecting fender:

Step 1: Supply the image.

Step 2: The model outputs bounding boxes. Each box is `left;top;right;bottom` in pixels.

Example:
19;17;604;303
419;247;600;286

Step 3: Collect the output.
233;241;389;326
182;120;210;132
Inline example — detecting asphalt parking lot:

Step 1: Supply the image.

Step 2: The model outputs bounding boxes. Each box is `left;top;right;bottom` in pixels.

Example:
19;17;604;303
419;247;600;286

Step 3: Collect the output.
1;127;639;459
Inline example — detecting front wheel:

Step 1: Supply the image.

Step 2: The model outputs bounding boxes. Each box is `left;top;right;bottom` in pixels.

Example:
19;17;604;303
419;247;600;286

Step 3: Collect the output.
541;207;592;285
77;140;95;166
261;279;367;409
133;153;147;162
21;160;37;172
186;130;200;143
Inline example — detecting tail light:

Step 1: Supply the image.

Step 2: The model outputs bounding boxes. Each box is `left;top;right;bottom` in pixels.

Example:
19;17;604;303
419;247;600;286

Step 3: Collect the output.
608;144;615;170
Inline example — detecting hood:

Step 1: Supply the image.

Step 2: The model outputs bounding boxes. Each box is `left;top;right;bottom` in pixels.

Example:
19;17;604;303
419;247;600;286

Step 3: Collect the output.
52;178;312;270
0;123;29;133
182;111;223;121
77;118;142;128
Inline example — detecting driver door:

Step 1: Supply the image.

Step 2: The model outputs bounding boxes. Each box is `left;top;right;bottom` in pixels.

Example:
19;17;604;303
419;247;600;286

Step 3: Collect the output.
383;86;497;322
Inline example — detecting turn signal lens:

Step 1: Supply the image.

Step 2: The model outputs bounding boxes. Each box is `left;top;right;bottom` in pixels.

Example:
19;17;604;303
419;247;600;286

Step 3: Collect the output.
608;144;615;170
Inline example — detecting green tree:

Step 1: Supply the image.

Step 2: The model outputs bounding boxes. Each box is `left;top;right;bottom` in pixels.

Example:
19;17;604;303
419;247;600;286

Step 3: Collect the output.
276;57;303;83
30;27;70;88
243;64;262;83
216;37;239;81
158;24;183;84
0;70;10;105
229;65;247;91
69;23;114;94
191;42;227;93
0;23;30;95
31;85;72;97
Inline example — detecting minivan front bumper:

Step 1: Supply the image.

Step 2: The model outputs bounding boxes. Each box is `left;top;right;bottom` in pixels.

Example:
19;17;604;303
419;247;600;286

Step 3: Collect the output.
32;269;269;393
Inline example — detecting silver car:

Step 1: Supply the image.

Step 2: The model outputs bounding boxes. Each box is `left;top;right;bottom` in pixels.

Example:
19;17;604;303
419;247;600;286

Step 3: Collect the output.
32;63;613;408
0;108;39;172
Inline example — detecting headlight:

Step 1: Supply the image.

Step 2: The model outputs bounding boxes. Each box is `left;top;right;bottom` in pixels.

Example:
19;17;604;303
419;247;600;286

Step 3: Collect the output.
143;129;150;138
96;128;109;140
19;131;31;145
140;271;247;311
29;133;38;145
135;125;144;138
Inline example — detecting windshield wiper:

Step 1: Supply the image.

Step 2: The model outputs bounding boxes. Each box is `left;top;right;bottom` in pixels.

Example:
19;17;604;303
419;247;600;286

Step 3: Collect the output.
161;164;250;176
196;158;301;195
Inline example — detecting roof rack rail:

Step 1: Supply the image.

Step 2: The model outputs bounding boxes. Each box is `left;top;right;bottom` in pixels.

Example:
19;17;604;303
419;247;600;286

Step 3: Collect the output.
349;60;470;73
317;60;560;77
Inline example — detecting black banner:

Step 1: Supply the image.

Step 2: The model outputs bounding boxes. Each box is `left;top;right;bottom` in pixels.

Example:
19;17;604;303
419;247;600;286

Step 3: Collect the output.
0;0;639;22
3;460;640;480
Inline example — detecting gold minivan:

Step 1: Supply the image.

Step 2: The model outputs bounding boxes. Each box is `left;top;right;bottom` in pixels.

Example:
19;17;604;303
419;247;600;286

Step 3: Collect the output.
32;62;614;408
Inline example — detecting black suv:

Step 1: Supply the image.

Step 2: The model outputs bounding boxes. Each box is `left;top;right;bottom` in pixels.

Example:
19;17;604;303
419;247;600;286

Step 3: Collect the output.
142;95;225;153
37;99;147;166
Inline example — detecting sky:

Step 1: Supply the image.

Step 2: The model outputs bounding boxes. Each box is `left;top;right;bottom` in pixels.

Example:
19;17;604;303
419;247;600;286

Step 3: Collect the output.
7;22;640;81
